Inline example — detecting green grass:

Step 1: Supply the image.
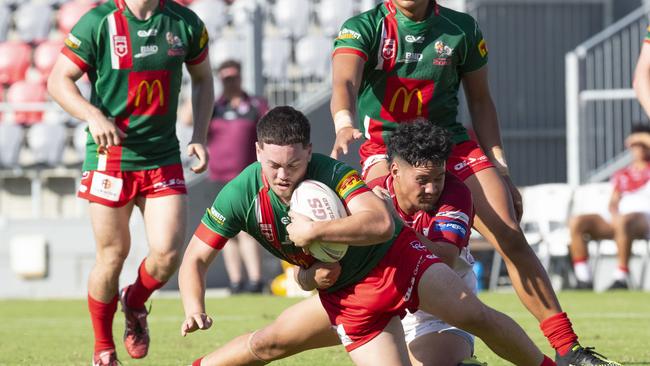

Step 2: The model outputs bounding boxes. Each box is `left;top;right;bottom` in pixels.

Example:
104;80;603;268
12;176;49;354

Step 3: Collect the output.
0;291;648;365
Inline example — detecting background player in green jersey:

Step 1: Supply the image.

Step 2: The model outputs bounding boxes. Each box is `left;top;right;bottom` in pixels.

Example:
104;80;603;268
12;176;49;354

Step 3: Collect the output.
329;1;618;365
47;0;213;364
179;106;554;366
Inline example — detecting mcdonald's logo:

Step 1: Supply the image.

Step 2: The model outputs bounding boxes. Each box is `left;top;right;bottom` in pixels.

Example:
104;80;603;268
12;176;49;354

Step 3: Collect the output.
389;87;423;116
128;70;170;116
135;79;164;107
379;76;433;122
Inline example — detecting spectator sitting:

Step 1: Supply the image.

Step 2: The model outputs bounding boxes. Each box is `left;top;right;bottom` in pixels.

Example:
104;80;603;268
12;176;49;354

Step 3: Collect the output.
569;124;650;290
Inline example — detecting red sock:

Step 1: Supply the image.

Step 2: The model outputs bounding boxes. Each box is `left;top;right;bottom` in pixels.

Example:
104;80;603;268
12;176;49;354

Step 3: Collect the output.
192;357;204;366
126;259;165;309
540;355;556;366
540;312;579;356
88;294;118;352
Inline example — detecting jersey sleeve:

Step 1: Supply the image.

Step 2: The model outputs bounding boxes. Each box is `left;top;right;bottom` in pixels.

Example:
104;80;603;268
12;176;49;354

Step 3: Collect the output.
199;180;245;242
308;154;370;204
184;9;209;65
62;10;99;72
332;15;374;62
425;175;473;249
458;17;488;74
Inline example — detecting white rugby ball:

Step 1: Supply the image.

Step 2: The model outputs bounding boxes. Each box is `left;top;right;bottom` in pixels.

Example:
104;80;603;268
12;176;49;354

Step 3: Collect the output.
290;180;349;262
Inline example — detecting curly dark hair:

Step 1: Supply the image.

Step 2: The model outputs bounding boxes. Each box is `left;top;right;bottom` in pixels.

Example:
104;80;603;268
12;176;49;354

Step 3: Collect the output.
257;106;310;147
387;119;453;166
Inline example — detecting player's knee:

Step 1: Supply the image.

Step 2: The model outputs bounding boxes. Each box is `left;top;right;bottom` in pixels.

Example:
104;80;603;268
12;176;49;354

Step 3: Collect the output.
150;249;181;275
97;247;129;270
569;216;587;234
250;328;293;360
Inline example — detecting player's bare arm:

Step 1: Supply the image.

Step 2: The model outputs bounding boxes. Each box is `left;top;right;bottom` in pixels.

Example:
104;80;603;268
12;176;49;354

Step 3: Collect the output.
634;42;650;118
463;65;523;220
47;55;126;148
287;190;393;247
185;55;215;174
178;235;218;336
330;53;365;158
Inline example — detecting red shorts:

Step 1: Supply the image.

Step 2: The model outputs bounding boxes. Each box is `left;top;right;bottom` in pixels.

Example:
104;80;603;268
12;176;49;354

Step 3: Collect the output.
359;140;494;181
77;164;187;207
318;228;441;352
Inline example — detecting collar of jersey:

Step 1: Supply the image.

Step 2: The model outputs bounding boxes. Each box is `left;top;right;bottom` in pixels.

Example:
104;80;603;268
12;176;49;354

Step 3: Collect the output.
114;0;164;22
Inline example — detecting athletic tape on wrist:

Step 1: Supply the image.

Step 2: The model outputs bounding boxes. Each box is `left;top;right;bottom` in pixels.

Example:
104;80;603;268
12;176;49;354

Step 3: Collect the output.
334;110;354;134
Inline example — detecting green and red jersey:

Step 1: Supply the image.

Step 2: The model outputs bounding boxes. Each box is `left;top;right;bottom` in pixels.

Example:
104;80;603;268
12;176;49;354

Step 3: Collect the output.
195;153;404;292
62;0;209;171
333;1;488;145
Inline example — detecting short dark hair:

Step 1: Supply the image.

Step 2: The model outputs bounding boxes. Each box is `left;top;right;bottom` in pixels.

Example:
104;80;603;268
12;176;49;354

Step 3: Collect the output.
387;119;453;167
257;106;310;147
217;59;241;72
631;123;650;135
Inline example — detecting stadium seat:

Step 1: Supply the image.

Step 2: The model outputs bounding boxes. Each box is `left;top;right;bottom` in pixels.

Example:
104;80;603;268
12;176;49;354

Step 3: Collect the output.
488;183;575;290
0;41;31;86
34;40;63;78
262;36;291;81
6;81;47;125
295;34;332;79
0;123;25;168
0;3;11;42
316;0;355;37
57;0;96;35
26;122;67;167
14;1;54;43
273;0;311;38
189;0;227;39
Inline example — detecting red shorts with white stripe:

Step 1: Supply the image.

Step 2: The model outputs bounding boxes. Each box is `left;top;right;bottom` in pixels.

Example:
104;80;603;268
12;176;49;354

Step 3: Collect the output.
359;139;494;181
77;164;186;207
318;228;441;352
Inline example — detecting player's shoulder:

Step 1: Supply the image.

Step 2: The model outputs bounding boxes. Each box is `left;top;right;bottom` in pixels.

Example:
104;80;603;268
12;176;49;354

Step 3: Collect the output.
343;2;384;27
224;162;263;194
435;172;472;208
366;175;388;189
443;172;471;195
76;1;116;25
438;5;480;31
163;1;203;25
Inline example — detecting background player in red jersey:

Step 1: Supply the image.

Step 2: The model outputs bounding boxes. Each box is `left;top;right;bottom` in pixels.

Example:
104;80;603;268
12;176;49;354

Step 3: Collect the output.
179;108;554;366
329;1;619;365
47;0;213;364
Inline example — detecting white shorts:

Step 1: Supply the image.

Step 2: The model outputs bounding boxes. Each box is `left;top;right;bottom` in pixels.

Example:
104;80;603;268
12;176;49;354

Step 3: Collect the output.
401;247;477;350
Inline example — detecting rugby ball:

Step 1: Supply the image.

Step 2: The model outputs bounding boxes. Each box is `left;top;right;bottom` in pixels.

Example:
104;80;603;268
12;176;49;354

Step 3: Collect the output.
290;180;349;262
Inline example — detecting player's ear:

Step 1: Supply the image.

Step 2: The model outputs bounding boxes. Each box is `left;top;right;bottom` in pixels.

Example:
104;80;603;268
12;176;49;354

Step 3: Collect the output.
306;143;313;162
389;160;399;177
255;142;262;162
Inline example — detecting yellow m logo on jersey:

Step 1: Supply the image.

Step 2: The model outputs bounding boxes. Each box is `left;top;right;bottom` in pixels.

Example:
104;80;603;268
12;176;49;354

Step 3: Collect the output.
389;87;423;116
135;79;165;107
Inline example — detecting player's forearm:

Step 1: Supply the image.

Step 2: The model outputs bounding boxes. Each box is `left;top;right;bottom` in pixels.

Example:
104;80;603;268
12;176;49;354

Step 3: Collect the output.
47;73;103;123
311;209;394;246
179;257;209;316
469;97;509;174
189;74;214;144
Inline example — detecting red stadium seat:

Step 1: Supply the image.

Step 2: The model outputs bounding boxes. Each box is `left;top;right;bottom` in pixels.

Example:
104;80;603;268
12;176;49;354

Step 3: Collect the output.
6;81;47;125
57;1;97;35
0;41;31;86
34;40;63;78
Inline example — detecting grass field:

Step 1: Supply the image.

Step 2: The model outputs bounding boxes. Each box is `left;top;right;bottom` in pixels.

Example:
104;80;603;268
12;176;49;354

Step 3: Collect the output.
1;291;649;365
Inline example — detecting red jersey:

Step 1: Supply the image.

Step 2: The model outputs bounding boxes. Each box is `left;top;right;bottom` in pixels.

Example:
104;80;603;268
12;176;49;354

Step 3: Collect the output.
611;163;650;193
368;172;473;249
